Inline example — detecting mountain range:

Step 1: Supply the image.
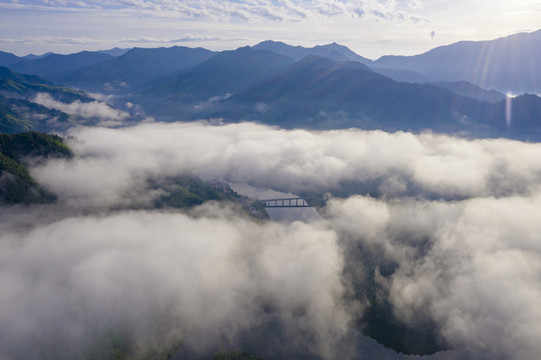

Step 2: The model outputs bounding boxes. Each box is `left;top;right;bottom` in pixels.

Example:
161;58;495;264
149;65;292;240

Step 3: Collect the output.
137;46;296;118
0;50;56;67
373;29;541;94
64;46;216;93
1;29;541;140
133;45;539;140
207;55;510;135
253;40;372;63
8;51;115;83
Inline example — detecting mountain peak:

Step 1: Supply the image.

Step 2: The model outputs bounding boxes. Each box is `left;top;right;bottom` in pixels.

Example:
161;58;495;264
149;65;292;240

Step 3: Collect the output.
0;50;22;67
253;40;372;64
97;47;130;57
257;40;287;46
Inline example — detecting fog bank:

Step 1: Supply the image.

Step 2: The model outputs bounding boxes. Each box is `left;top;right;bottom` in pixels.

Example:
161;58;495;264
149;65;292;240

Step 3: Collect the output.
2;122;541;358
33;122;541;209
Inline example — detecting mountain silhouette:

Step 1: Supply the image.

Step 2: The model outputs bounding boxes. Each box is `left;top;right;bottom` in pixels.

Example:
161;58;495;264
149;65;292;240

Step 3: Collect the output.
374;29;541;94
65;46;215;93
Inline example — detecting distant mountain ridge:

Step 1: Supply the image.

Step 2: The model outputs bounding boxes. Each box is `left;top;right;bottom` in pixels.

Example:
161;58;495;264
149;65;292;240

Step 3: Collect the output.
426;81;506;103
139;46;295;118
374;29;541;93
9;51;114;83
214;55;480;129
97;47;130;57
3;28;539;96
202;55;540;141
64;46;216;93
1;29;541;141
253;40;373;64
0;51;21;67
21;52;55;61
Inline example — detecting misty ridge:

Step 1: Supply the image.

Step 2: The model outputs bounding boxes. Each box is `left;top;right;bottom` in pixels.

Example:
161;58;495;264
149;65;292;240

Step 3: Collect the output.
2;30;541;140
1;30;541;360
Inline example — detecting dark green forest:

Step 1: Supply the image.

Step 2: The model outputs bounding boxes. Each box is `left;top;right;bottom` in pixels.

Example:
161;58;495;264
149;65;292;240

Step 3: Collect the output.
0;131;71;203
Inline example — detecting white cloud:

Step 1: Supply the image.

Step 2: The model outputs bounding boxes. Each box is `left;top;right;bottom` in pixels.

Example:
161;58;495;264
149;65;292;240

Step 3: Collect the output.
31;122;541;209
33;93;129;126
325;194;541;359
3;122;541;358
0;34;237;46
0;206;351;359
9;0;423;23
0;36;101;44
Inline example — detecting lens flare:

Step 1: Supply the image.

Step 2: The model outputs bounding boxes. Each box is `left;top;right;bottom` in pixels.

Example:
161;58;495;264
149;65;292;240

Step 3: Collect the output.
505;93;513;127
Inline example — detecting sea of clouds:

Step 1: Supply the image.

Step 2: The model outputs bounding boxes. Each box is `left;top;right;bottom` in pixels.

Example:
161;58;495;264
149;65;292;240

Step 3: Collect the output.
2;122;541;359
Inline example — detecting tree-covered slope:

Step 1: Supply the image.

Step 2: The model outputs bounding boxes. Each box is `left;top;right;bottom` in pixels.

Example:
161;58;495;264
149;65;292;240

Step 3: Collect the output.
0;131;72;204
153;177;237;209
0;132;264;215
0;95;72;134
0;65;91;102
0;66;105;133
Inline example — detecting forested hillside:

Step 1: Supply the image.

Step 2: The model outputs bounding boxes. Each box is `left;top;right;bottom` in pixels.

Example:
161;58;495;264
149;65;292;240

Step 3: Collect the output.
0;132;71;203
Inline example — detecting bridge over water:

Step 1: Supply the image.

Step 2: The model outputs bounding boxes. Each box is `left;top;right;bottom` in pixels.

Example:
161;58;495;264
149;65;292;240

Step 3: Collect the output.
260;197;318;208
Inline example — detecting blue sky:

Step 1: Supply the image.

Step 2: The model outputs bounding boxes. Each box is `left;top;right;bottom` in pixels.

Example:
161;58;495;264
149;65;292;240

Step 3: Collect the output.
1;0;540;58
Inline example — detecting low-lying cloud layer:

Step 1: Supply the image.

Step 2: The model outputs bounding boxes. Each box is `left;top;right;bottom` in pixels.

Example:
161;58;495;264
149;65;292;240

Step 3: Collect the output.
34;122;541;207
2;122;541;359
0;206;350;359
34;93;129;126
326;194;541;360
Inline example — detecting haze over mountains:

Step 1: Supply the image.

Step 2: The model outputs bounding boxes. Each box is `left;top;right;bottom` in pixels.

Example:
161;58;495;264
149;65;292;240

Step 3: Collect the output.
65;46;215;93
0;66;90;133
373;29;541;94
0;65;135;133
8;51;115;83
1;29;541;141
253;40;372;63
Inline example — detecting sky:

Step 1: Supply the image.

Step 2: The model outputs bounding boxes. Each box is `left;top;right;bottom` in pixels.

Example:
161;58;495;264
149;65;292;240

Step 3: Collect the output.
1;0;540;59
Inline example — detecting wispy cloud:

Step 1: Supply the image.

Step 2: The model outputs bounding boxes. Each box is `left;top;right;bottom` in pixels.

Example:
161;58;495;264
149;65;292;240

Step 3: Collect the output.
6;0;424;23
0;35;236;45
34;93;129;126
0;36;101;44
120;34;236;43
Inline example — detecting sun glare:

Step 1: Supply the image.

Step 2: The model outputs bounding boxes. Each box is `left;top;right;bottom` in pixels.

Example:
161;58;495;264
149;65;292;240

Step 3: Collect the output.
505;93;513;127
